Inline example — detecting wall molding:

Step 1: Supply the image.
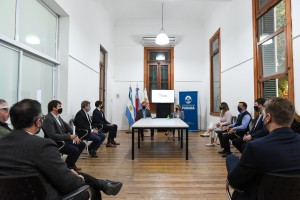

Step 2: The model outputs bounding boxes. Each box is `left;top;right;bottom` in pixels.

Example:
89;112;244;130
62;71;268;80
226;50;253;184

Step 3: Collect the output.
69;55;99;74
221;57;253;73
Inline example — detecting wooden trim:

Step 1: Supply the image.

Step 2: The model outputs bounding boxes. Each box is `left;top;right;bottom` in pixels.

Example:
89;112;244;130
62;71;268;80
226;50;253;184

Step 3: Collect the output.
209;28;221;116
257;27;285;46
256;0;282;19
253;0;259;100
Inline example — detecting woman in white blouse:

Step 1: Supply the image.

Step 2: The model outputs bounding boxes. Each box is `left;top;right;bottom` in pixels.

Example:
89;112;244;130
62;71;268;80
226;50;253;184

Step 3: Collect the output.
201;102;232;146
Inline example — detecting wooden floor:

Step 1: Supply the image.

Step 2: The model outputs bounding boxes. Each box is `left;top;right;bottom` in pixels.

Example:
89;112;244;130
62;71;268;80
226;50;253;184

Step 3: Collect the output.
76;130;230;200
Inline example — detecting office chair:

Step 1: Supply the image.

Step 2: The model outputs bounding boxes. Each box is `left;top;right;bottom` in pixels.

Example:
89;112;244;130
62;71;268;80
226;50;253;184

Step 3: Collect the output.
0;173;92;200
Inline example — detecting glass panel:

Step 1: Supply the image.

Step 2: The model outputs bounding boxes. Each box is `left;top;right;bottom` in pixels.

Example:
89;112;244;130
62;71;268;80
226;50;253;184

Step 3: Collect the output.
19;0;57;58
21;55;53;114
258;1;286;42
149;65;157;82
212;38;219;53
161;65;168;82
0;0;16;39
263;75;288;98
258;0;270;9
161;83;168;90
0;44;19;104
149;52;169;61
100;51;105;66
260;32;285;77
212;54;220;113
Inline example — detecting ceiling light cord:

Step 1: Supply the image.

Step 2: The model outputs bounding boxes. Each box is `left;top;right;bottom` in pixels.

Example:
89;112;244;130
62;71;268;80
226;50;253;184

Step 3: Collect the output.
161;3;164;30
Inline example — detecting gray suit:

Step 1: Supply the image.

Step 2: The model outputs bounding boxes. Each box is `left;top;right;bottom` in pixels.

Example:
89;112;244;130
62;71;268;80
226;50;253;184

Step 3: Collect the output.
0;130;85;200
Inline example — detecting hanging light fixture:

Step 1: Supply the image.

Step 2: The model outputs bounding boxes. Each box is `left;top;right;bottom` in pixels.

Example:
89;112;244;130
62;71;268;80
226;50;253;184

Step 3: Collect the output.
155;3;169;45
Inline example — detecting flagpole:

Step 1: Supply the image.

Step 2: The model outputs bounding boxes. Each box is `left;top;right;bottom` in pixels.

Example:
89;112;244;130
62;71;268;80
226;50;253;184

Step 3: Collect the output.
125;123;132;134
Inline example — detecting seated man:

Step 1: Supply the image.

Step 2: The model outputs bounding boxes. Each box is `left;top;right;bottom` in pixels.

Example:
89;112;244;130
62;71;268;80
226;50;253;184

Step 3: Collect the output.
226;97;300;200
92;100;119;147
42;100;86;170
0;99;122;200
74;101;106;157
0;99;12;138
136;101;154;140
217;102;251;157
232;98;267;153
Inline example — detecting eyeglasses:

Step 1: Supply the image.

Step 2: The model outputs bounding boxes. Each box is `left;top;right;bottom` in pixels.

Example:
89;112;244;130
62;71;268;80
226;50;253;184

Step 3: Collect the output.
0;107;9;112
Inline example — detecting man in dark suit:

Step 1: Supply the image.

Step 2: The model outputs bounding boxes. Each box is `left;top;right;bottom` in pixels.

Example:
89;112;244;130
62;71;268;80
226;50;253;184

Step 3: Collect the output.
0;99;12;138
0;99;123;200
136;101;154;140
92;100;119;147
226;97;300;200
217;102;251;157
42;100;86;170
74;101;106;157
232;98;267;153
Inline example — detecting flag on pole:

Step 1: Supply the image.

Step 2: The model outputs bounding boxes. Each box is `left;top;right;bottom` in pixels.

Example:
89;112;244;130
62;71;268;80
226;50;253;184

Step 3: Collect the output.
125;86;135;126
142;87;150;109
135;85;142;120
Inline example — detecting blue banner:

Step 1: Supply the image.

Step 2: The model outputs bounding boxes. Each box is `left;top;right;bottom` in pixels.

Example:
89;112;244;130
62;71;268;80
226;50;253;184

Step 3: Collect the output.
179;91;198;132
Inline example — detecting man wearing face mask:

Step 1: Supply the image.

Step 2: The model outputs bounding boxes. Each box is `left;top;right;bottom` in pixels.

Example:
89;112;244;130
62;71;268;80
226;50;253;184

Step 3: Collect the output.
136;101;154;140
74;101;106;158
42;100;86;170
92;100;119;147
232;98;267;153
217;102;251;157
0;99;12;138
226;97;300;200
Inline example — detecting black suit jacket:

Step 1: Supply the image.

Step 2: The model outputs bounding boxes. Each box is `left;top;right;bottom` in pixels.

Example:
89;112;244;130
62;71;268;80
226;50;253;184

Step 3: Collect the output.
249;114;268;139
74;109;93;136
228;127;300;200
136;109;151;121
42;113;73;141
92;108;109;128
0;130;85;200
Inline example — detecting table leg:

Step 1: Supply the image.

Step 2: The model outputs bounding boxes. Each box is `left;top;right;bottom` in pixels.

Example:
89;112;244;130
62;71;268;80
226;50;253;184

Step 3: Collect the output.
132;128;134;160
186;128;189;160
138;129;140;148
181;129;183;148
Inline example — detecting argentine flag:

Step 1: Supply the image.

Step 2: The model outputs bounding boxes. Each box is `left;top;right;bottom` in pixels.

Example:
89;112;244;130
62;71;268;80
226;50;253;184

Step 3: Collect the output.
125;86;135;126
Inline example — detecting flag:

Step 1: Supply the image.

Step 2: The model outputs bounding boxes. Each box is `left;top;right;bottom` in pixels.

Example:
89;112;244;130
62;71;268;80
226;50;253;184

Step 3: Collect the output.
142;87;150;109
135;85;142;120
125;86;135;126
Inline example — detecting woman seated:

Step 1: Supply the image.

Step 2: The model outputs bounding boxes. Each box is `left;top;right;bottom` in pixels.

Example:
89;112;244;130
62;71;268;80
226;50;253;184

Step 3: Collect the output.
165;104;184;141
200;102;232;146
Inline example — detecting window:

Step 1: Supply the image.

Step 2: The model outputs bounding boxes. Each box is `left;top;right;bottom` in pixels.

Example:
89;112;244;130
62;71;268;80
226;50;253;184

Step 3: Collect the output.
99;46;107;111
0;0;58;110
144;47;174;113
253;0;294;101
210;29;221;115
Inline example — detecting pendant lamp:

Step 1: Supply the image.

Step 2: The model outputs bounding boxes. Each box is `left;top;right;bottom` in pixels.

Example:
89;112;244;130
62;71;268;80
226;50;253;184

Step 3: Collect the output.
155;3;169;45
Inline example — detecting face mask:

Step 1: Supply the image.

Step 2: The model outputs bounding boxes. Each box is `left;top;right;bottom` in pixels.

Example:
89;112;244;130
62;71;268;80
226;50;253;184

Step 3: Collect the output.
263;115;270;133
219;106;223;110
254;106;259;112
101;105;104;109
175;108;179;111
237;106;242;113
142;106;146;109
58;108;63;114
87;107;91;112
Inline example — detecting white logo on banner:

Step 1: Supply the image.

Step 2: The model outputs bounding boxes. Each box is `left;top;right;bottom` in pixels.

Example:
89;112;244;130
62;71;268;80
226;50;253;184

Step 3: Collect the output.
185;96;192;104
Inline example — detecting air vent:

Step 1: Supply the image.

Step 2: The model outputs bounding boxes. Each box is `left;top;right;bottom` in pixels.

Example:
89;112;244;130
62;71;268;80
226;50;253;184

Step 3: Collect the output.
141;36;176;47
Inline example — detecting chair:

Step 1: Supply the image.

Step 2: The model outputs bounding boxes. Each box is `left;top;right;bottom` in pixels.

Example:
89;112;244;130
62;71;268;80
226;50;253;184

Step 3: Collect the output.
0;173;92;200
226;173;300;200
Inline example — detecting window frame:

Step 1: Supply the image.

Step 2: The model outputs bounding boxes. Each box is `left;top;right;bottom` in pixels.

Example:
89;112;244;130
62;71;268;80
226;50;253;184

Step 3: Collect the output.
99;45;107;112
252;0;294;101
209;28;221;117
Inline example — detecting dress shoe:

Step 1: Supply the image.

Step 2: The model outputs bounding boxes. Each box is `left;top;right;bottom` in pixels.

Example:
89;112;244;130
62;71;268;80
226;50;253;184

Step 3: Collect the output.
151;137;154;140
218;149;226;154
222;152;232;158
89;150;99;158
106;143;117;148
97;180;123;196
112;141;120;145
68;165;81;171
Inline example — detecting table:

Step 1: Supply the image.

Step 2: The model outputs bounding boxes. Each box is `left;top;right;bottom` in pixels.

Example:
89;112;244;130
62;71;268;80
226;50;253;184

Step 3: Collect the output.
131;118;189;160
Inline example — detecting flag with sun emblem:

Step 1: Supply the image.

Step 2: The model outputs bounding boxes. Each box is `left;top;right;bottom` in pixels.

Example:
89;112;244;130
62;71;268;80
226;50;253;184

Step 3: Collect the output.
126;85;135;126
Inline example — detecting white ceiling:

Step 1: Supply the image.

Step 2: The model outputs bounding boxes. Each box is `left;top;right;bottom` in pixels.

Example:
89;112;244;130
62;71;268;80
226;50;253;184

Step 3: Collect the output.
101;0;232;23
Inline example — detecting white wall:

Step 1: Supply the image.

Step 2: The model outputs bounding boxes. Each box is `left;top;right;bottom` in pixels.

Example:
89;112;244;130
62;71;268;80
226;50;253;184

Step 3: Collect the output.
113;20;206;130
292;0;300;112
54;0;115;121
201;0;255;126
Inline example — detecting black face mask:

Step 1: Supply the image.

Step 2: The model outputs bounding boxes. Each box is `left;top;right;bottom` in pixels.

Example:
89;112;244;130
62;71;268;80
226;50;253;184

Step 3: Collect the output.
219;106;223;110
254;106;259;112
262;116;270;133
237;106;242;113
58;108;63;114
101;105;104;109
175;108;179;111
142;106;146;109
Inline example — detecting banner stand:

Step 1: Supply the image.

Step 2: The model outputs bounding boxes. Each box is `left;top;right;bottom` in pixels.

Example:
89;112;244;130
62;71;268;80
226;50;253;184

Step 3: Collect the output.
179;91;199;132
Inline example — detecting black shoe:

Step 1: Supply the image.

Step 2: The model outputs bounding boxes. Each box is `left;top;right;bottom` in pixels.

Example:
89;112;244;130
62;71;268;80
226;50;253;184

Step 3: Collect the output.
218;149;226;154
89;150;98;158
222;152;232;158
98;180;123;196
